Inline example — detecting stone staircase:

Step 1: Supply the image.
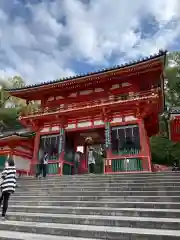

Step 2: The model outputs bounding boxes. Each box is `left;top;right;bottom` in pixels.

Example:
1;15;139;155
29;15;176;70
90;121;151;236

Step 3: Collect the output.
1;172;180;239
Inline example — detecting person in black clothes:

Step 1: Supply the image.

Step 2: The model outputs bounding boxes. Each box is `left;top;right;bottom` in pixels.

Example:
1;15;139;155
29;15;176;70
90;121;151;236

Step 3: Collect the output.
74;151;81;174
36;152;48;178
172;159;180;171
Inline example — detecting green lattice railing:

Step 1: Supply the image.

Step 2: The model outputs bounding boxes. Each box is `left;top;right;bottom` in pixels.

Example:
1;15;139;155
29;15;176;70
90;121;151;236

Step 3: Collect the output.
0;155;7;171
112;148;140;155
48;163;58;174
35;163;59;175
50;155;59;161
112;158;143;172
63;163;73;175
64;151;74;163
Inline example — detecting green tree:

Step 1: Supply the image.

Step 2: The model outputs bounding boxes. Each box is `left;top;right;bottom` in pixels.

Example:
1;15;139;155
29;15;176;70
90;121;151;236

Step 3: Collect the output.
165;51;180;106
9;76;25;89
165;66;180;106
150;51;180;165
151;136;180;166
0;76;31;127
150;136;173;165
0;76;40;127
158;52;180;137
168;51;180;66
0;76;26;127
0;76;26;108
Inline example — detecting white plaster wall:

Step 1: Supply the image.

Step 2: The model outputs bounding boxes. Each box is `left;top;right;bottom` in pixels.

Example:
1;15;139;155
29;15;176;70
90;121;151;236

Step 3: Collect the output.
13;155;31;171
125;116;137;121
77;121;92;127
14;147;32;155
66;123;76;129
51;126;60;131
40;127;50;132
94;120;104;125
0;146;11;151
94;88;104;92
111;117;122;123
79;90;93;95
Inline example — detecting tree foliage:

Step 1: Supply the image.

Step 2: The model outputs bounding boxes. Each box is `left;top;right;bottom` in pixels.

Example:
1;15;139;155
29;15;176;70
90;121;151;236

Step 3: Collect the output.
165;52;180;106
150;136;180;165
0;76;26;108
0;76;39;127
150;51;180;165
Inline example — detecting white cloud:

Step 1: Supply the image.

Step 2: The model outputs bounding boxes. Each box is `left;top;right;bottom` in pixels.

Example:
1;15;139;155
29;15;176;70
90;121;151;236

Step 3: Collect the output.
148;0;180;23
0;0;180;84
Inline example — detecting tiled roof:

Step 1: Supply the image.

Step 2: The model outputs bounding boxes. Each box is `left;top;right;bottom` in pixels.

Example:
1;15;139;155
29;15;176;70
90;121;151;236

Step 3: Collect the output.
0;121;34;139
5;50;167;91
0;130;35;140
169;107;180;114
0;120;25;132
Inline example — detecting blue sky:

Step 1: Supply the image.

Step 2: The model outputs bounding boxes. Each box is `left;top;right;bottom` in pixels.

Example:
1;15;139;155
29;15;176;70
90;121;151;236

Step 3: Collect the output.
0;0;180;84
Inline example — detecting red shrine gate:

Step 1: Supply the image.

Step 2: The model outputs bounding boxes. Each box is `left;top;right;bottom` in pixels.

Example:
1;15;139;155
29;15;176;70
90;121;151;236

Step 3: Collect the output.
0;127;34;175
6;50;166;175
169;107;180;142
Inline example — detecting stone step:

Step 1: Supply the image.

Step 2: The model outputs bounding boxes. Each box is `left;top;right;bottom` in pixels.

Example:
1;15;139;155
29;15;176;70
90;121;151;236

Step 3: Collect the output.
17;182;180;190
20;172;178;179
17;179;180;188
18;176;180;184
6;212;180;230
16;181;180;188
0;220;179;239
8;205;180;218
9;200;180;209
16;186;180;193
20;172;175;178
18;173;180;179
0;230;101;240
7;173;180;239
11;195;180;202
11;190;180;197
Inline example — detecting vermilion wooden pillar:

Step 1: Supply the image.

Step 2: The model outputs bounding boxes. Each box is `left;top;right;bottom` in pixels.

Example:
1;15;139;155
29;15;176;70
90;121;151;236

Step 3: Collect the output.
30;131;40;175
104;113;112;174
58;122;66;176
138;119;152;172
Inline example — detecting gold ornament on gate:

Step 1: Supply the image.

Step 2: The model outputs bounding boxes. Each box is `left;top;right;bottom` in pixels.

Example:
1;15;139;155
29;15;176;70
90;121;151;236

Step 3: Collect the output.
85;136;93;144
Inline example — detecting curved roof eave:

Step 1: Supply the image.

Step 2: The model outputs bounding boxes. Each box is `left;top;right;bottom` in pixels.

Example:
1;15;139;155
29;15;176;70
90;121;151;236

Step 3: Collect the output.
5;50;167;93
